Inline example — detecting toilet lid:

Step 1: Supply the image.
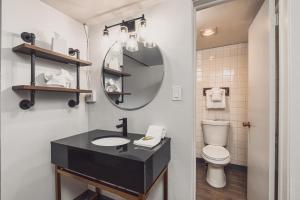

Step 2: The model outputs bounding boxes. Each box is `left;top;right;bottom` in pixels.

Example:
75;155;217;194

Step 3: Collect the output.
202;145;230;161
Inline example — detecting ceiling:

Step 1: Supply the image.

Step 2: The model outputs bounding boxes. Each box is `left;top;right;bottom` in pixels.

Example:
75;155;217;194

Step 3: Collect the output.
196;0;264;50
41;0;162;25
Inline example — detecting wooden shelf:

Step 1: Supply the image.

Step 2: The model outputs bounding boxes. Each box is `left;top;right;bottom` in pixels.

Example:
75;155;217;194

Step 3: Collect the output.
106;91;131;95
103;68;131;77
13;43;92;67
73;190;98;200
12;85;92;93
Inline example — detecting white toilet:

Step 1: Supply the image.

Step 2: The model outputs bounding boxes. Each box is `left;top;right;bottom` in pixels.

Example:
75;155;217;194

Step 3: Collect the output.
201;120;230;188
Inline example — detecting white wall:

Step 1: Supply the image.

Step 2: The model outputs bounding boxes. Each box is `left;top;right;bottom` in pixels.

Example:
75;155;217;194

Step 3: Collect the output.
196;44;248;166
278;0;289;199
286;0;300;199
1;0;89;199
87;0;195;199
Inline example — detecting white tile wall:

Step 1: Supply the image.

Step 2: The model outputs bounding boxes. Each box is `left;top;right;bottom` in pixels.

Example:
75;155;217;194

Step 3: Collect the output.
196;43;248;166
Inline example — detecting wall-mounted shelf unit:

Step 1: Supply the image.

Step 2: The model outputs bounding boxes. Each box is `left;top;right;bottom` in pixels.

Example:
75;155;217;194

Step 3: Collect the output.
13;43;92;66
12;85;92;93
103;67;131;77
12;32;92;110
103;66;131;105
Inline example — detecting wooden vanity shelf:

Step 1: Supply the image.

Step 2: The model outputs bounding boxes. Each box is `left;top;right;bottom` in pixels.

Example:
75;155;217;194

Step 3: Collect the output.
55;166;168;200
103;68;131;77
12;35;92;110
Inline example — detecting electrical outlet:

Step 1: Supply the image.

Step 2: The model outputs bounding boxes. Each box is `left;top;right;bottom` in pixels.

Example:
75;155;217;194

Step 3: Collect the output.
85;90;96;103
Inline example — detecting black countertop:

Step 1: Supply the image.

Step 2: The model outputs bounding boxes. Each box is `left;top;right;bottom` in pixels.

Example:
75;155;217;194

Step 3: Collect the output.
51;129;171;193
52;129;170;162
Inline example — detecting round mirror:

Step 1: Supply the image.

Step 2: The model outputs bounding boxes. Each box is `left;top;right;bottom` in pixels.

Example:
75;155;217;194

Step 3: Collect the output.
102;42;164;110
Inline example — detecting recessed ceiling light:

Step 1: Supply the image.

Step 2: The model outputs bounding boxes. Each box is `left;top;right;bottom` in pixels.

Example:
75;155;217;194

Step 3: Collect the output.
200;27;217;37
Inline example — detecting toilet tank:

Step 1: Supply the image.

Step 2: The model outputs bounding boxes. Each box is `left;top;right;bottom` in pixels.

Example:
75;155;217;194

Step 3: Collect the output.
202;120;230;146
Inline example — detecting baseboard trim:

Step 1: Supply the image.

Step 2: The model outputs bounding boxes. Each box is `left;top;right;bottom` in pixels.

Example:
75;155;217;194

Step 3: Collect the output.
196;158;247;172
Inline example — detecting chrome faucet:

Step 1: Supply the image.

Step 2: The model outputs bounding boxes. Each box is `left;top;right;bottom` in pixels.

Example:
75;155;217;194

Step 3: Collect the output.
116;118;128;137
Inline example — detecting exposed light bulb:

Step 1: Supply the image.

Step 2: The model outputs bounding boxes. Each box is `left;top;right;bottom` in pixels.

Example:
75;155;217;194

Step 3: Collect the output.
144;40;156;48
102;27;111;51
138;18;147;42
119;25;128;47
143;30;156;48
138;19;156;48
126;34;139;52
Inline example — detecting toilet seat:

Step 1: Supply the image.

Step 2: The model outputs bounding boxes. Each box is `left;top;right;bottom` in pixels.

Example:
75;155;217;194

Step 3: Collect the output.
202;145;230;161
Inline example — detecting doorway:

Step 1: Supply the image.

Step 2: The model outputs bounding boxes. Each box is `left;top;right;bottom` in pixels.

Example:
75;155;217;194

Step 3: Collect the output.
193;0;278;199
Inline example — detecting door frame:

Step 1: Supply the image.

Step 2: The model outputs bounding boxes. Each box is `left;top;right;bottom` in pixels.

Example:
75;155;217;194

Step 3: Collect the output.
192;0;281;199
278;0;288;198
277;0;294;199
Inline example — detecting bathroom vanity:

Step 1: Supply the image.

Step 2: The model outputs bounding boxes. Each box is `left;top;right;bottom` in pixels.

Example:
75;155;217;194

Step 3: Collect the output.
51;129;171;200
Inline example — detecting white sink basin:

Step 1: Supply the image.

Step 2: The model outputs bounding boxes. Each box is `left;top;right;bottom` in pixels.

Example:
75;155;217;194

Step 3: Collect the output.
91;137;130;147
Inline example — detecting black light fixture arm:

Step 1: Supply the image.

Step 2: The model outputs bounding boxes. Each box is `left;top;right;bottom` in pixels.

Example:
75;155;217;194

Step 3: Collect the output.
103;14;145;33
68;48;81;108
105;14;145;29
19;32;36;110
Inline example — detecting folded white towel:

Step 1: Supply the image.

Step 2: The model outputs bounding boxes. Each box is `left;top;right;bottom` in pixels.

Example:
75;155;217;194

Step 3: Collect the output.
206;88;226;109
133;137;161;148
211;87;223;102
133;125;167;148
146;125;166;139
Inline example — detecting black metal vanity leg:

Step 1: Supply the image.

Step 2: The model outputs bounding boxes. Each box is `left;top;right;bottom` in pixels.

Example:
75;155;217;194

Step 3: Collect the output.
138;194;147;200
55;166;61;200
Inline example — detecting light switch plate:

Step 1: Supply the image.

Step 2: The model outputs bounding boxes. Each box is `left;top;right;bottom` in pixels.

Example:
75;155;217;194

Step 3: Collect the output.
172;85;182;101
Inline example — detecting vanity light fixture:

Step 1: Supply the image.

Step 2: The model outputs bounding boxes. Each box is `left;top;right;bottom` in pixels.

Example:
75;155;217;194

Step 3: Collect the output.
103;26;109;37
200;27;218;37
102;14;154;51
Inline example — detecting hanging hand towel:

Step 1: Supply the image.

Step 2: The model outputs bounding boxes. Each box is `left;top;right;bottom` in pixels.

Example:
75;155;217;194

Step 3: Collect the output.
211;87;223;102
206;88;226;109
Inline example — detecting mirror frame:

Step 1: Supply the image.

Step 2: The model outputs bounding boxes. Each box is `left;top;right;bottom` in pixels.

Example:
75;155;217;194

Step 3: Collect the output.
101;42;165;111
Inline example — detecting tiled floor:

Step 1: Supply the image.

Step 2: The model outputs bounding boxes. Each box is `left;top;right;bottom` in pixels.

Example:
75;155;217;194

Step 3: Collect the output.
196;160;247;200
